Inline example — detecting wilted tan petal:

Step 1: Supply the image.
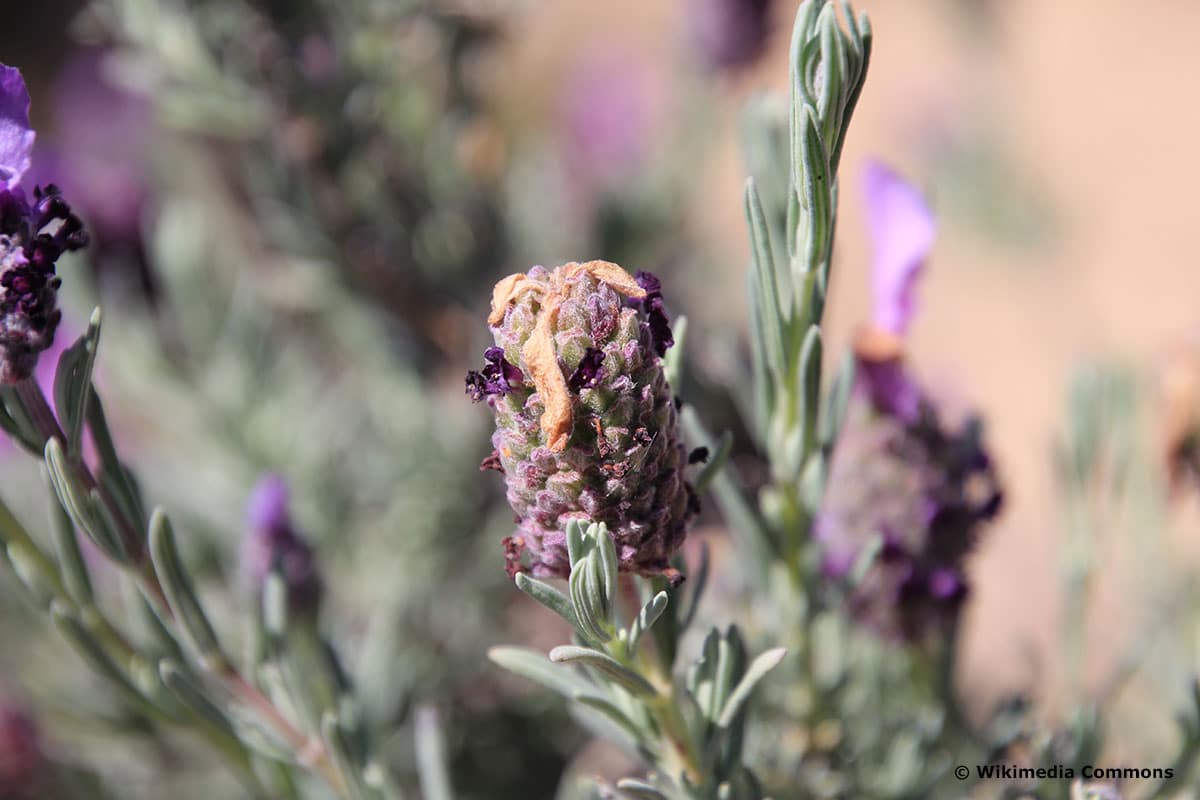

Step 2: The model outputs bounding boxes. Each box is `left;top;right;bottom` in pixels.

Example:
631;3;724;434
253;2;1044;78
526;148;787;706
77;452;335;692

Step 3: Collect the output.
572;260;647;300
490;273;541;326
522;295;573;451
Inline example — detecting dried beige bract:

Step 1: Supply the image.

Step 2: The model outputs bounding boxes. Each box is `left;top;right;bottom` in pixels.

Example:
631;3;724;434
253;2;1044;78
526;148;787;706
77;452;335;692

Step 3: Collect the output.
488;261;648;452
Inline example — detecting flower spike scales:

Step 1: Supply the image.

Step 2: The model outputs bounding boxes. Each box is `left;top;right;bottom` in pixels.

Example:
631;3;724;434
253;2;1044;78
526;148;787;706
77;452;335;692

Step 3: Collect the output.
469;261;696;579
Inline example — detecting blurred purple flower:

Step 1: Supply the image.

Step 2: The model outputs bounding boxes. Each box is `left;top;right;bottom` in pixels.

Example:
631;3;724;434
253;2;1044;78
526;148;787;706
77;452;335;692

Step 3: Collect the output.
30;52;150;249
0;66;35;190
863;159;936;338
0;699;43;798
815;159;1001;644
0;64;87;386
559;50;657;196
687;0;773;71
241;474;321;614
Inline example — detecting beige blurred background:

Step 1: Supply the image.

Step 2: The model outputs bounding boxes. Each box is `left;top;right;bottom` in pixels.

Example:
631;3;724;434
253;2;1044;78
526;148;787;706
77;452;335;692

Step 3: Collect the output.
490;0;1200;723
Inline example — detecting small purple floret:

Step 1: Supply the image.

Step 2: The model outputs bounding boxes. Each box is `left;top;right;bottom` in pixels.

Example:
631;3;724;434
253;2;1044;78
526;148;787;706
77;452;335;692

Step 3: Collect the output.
633;270;673;357
466;346;523;402
242;474;321;613
568;347;605;391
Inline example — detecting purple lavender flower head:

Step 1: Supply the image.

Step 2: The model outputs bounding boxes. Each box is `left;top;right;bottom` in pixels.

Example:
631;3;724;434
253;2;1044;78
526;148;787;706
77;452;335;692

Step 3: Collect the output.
687;0;773;72
470;261;696;579
0;64;87;385
242;474;321;613
816;160;1002;643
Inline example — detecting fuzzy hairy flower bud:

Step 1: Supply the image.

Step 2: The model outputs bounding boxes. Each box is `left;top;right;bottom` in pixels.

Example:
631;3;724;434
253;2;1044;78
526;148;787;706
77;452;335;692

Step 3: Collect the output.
471;261;696;578
816;377;1002;642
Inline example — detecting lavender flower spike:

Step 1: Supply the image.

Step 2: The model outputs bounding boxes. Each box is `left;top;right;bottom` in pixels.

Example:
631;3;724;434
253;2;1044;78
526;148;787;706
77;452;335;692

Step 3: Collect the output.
242;474;321;614
0;64;88;385
815;159;1002;644
474;261;695;579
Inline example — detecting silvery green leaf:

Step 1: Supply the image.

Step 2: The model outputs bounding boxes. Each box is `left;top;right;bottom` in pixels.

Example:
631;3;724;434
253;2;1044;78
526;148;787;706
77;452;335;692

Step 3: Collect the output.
746;179;788;382
53;308;102;458
572;693;645;745
322;712;380;800
819;350;855;451
44;438;127;563
625;591;668;654
566;519;587;566
7;543;55;607
711;628;747;726
679;542;710;631
693;430;733;495
363;763;406;800
717;648;788;728
0;387;40;453
515;573;579;632
549;646;657;698
45;468;93;606
797;324;823;456
662;314;687;388
159;659;236;737
811;612;846;690
414;705;454;800
51;602;161;719
487;646;594;699
799;451;825;514
614;779;667;800
86;391;146;529
148;507;227;669
689;628;721;718
262;570;289;640
592;523;618;614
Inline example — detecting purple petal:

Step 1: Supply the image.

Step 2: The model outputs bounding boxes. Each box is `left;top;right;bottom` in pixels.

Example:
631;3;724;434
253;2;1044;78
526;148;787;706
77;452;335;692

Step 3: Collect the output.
0;65;36;190
862;160;935;337
568;347;605;391
246;474;291;535
858;358;922;424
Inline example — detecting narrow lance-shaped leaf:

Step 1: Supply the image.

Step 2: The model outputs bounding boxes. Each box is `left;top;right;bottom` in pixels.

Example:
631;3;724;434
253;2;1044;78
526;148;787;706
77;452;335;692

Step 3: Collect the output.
626;591;669;654
45;467;93;605
549;646;658;698
148;507;227;670
488;646;594;699
414;706;455;800
159;659;237;737
50;602;162;719
717;648;788;728
573;693;646;746
515;572;579;631
322;712;377;800
615;778;669;800
45;438;126;562
53;307;102;457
